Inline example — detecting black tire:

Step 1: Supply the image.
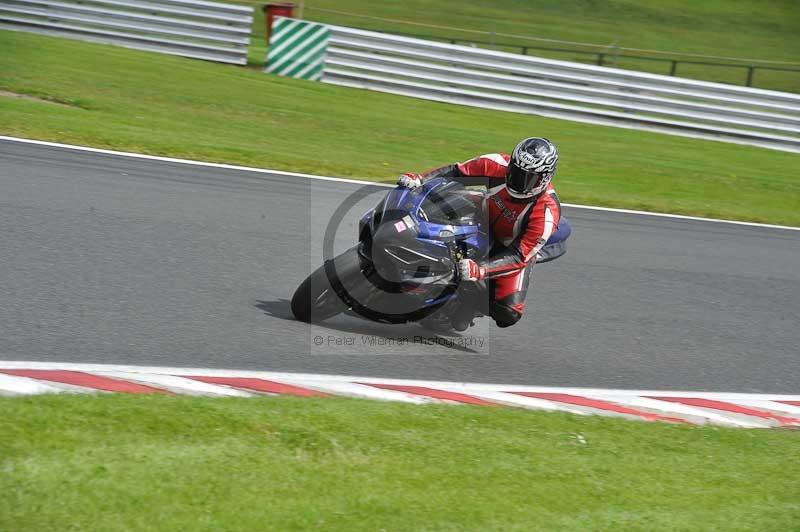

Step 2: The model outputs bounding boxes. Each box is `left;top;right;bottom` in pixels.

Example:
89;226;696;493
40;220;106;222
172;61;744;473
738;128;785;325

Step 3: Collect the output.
291;247;361;323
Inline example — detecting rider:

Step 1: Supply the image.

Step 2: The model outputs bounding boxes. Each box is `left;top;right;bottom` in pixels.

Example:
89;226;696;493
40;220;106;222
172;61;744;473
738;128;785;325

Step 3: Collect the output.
397;137;561;328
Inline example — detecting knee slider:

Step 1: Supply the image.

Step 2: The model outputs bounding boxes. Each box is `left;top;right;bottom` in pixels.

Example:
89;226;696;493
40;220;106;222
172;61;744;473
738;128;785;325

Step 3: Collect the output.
491;302;522;328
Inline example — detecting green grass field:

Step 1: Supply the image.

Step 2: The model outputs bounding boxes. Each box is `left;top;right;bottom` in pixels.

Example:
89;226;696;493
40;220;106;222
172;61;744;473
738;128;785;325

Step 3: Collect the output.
3;31;799;226
2;394;799;531
237;0;800;91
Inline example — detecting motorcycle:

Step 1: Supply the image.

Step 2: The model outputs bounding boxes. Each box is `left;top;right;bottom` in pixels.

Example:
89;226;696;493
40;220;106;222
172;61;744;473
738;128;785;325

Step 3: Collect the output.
291;177;571;331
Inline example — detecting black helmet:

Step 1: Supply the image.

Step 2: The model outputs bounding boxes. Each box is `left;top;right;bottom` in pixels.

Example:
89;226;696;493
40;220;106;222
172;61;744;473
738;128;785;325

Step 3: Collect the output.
506;137;558;198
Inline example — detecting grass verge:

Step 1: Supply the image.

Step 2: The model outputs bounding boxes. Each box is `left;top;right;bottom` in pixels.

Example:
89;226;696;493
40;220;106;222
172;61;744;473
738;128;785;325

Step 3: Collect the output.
1;394;799;531
2;30;799;226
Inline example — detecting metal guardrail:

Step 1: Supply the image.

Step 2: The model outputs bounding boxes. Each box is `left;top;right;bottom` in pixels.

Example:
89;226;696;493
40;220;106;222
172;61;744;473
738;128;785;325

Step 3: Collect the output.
319;24;800;152
0;0;253;65
382;31;800;92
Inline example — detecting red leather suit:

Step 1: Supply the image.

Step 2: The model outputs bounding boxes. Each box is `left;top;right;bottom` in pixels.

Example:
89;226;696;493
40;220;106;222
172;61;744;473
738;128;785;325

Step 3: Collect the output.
420;153;561;327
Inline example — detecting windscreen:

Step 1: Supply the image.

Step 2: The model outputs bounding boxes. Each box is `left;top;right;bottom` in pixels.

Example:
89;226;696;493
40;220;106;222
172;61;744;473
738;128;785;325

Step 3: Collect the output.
418;184;481;226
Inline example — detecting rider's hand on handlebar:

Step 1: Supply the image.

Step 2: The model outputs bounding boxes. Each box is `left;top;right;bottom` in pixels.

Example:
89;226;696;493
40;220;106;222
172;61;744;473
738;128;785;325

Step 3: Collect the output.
397;173;422;189
459;259;485;281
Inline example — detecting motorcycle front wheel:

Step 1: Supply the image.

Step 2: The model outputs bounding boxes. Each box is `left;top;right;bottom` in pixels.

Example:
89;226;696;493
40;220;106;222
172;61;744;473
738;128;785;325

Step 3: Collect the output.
291;247;362;323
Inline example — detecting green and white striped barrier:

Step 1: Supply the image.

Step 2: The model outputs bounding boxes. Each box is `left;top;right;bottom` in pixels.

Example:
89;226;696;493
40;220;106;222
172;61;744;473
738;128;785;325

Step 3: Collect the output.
266;17;329;81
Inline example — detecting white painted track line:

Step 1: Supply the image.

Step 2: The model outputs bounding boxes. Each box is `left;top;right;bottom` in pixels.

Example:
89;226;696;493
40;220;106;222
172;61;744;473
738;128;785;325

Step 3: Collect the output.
0;136;375;187
2;135;798;231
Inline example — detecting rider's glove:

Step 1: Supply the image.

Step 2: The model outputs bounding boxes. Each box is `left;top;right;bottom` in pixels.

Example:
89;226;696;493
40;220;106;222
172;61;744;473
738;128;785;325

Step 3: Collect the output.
397;172;422;189
459;258;485;281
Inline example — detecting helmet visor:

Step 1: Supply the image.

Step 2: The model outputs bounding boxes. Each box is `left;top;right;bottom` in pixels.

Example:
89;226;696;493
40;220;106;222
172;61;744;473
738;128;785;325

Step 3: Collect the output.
507;164;545;195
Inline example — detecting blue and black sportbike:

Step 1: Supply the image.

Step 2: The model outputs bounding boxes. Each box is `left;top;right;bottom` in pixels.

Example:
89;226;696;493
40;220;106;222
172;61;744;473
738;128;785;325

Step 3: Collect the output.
291;177;571;331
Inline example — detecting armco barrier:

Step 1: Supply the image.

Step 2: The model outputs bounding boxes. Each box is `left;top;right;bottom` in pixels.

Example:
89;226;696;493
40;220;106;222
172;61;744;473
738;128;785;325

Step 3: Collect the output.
0;0;253;65
267;18;800;152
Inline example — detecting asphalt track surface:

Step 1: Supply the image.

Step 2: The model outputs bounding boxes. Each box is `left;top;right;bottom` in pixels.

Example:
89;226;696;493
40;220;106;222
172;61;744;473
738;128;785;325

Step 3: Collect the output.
2;140;798;393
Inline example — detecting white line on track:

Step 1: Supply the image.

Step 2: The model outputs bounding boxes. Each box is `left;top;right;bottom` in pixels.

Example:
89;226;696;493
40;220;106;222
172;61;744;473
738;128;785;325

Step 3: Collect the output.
2;135;798;232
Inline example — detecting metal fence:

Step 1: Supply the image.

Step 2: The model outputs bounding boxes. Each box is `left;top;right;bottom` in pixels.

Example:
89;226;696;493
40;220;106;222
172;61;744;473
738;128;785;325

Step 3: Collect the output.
318;23;800;152
0;0;253;65
380;31;800;92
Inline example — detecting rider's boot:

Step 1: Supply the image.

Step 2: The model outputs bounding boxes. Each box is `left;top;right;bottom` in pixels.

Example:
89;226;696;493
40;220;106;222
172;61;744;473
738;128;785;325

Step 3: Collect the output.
450;282;487;331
